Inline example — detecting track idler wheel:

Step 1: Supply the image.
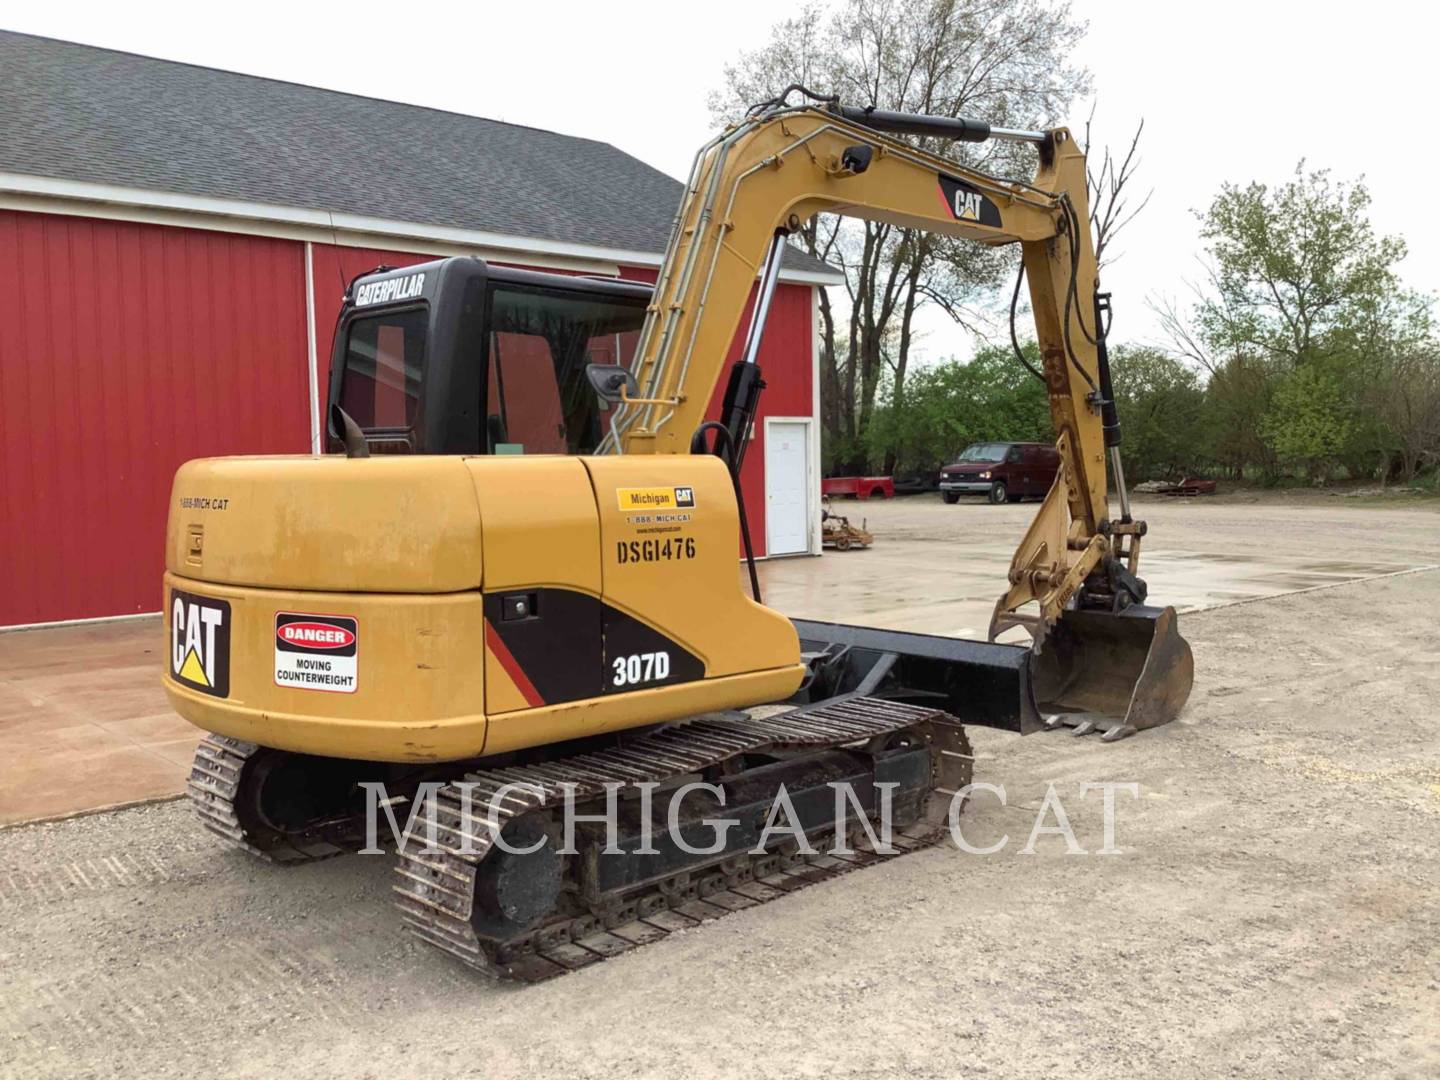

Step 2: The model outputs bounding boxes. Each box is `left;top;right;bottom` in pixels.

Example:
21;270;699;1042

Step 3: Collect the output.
471;817;565;938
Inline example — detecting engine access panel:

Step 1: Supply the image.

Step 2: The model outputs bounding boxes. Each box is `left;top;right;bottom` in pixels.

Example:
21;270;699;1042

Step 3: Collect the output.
467;454;803;755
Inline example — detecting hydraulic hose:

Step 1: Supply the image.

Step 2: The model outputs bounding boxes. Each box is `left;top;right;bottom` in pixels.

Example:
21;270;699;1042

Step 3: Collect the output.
690;420;762;603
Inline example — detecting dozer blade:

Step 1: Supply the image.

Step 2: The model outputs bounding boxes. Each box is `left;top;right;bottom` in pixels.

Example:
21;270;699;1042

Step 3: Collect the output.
1029;604;1194;741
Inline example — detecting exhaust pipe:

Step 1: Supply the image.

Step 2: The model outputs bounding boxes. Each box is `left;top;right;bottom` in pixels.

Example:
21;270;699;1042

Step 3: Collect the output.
329;404;370;459
1029;605;1194;741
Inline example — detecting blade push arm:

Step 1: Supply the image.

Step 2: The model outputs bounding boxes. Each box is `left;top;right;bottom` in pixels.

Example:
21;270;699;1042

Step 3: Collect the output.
606;103;1118;631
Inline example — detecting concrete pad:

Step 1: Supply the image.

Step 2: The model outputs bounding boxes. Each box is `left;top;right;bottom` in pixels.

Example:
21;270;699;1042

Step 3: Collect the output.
0;618;194;825
758;496;1435;641
0;741;186;824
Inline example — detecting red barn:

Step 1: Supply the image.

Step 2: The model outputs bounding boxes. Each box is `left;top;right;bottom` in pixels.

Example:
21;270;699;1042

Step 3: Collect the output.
0;31;840;628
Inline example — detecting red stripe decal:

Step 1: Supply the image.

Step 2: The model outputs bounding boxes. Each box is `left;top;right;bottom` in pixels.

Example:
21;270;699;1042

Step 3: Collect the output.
485;619;545;708
937;181;954;218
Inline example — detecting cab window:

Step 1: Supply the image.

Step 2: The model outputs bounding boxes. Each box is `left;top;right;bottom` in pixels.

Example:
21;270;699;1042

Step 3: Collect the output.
339;308;426;431
485;286;645;454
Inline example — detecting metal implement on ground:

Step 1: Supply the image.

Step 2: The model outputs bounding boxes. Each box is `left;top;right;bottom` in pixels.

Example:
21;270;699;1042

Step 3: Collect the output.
821;501;873;550
165;88;1194;980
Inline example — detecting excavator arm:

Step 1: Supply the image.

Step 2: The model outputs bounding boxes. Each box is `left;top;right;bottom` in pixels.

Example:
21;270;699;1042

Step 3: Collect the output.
601;101;1140;656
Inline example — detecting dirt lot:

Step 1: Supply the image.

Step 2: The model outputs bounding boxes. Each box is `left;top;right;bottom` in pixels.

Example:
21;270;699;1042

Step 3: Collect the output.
2;496;1438;1079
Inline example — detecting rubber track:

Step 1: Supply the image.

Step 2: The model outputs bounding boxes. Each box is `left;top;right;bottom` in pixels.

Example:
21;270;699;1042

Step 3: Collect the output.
186;735;353;864
391;697;971;981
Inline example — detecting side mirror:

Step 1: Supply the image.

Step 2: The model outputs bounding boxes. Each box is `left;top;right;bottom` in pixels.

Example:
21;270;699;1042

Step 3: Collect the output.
585;362;638;405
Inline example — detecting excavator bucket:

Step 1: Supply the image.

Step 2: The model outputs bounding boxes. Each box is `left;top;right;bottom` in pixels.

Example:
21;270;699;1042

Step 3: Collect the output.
1029;605;1194;741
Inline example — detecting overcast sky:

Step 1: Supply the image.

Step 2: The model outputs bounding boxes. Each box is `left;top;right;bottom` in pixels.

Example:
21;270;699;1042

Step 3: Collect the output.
8;0;1438;361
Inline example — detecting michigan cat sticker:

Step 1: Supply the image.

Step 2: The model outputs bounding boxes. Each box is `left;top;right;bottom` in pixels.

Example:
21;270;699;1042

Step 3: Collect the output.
170;589;231;697
274;612;358;693
616;486;696;512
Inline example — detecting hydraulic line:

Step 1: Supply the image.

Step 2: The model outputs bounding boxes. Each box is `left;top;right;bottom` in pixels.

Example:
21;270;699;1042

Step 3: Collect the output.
1008;260;1045;383
691;420;762;603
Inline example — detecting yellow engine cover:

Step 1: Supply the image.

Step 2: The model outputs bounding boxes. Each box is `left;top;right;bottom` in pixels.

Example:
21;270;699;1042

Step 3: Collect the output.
162;454;804;763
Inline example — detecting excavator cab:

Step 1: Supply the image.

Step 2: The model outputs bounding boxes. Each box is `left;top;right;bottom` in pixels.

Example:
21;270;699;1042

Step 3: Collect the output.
327;258;651;456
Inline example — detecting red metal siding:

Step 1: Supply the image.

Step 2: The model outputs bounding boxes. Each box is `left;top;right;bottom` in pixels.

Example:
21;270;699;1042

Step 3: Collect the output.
736;282;815;556
0;228;814;627
0;211;310;626
717;283;815;558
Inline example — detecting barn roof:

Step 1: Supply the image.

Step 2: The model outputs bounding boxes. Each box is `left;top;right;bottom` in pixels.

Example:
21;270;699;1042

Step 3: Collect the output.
0;31;837;279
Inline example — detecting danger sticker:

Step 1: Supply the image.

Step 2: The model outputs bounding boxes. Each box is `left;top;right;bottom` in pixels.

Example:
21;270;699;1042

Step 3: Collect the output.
274;612;358;693
617;486;696;512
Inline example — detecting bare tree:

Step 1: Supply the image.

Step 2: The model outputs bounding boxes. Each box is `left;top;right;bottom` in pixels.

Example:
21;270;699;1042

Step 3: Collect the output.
1150;282;1216;375
709;5;850;440
712;0;1089;470
1082;111;1152;273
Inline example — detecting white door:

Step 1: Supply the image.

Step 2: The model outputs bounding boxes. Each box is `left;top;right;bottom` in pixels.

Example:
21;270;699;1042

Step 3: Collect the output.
765;420;811;556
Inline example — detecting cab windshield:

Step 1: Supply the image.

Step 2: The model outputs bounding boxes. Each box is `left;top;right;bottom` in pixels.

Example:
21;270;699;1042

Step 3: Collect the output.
955;442;1008;463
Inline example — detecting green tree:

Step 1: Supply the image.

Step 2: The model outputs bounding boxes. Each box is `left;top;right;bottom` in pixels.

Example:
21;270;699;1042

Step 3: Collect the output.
1331;286;1439;481
1160;163;1438;482
1258;364;1355;481
1197;164;1406;369
862;343;1049;475
1108;345;1208;480
1203;355;1280;481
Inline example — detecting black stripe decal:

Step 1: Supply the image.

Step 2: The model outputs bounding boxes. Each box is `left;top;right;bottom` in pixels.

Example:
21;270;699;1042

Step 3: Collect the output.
483;588;704;705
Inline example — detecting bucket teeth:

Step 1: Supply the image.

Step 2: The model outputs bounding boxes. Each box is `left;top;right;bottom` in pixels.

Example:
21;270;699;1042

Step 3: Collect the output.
1030;604;1194;739
1043;711;1142;742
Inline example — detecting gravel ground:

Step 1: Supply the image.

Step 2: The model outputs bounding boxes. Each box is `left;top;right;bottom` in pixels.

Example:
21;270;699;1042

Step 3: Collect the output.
2;499;1438;1079
837;489;1440;564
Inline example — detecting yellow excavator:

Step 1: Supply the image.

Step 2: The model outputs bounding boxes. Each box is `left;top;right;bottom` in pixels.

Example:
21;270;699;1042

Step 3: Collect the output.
164;89;1193;981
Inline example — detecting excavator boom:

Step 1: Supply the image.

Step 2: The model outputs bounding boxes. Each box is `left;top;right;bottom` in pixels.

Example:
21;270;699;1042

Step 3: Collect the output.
603;98;1191;735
